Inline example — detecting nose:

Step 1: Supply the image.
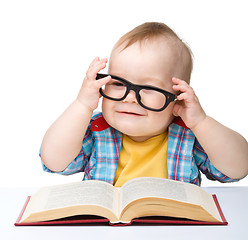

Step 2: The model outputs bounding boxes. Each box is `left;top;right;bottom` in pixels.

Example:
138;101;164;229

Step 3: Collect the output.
122;89;138;103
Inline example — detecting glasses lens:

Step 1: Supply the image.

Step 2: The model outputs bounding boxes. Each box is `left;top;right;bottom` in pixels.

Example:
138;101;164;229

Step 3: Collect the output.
139;88;167;110
101;78;127;100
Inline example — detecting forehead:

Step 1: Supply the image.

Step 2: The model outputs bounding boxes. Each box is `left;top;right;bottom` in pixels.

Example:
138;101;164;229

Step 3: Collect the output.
109;39;179;82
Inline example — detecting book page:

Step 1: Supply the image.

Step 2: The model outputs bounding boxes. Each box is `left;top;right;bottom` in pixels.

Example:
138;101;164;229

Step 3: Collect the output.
21;180;119;222
119;177;221;221
120;177;188;211
183;183;222;221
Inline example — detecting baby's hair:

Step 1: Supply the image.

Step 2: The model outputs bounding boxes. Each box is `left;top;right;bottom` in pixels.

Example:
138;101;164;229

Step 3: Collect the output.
112;22;193;83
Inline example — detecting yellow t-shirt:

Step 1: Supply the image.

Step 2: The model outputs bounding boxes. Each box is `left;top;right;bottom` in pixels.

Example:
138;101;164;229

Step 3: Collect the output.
114;132;168;187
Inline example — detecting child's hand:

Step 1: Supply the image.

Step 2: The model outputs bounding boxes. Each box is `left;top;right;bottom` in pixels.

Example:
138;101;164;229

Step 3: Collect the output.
77;57;111;111
172;77;206;129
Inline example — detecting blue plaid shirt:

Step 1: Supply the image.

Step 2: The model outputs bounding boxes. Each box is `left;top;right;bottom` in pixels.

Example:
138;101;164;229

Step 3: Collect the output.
41;112;238;186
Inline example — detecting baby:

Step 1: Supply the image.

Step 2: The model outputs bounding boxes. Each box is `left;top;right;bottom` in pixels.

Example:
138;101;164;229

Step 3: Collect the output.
40;22;248;186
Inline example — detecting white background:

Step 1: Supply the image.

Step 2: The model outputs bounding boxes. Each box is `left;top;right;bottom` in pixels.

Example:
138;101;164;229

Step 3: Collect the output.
0;0;247;187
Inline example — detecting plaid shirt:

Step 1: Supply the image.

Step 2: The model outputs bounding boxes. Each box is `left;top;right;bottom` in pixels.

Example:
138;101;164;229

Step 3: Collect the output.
41;112;237;186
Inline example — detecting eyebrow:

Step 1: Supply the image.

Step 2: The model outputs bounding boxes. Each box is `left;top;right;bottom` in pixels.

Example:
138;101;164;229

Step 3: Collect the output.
141;77;165;86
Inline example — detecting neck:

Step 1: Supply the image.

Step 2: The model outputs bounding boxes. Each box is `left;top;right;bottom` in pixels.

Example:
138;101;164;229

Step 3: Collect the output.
127;132;166;142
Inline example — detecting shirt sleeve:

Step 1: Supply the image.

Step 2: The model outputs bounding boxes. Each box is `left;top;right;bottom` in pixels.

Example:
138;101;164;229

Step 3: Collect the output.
40;121;94;175
193;138;240;183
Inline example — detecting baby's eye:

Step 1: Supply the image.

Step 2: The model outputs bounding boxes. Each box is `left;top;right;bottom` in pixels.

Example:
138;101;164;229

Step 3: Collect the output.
110;81;125;87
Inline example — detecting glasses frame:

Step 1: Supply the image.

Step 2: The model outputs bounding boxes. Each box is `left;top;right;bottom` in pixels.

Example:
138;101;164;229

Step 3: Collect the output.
96;73;177;112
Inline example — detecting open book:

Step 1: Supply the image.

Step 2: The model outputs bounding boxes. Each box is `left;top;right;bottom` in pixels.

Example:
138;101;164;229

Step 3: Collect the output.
15;177;227;226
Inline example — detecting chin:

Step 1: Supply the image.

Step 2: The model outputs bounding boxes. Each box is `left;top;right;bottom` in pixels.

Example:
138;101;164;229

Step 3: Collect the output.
113;121;141;135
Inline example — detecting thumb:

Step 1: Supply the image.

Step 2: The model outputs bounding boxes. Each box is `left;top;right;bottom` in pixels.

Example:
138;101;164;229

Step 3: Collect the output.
172;103;181;117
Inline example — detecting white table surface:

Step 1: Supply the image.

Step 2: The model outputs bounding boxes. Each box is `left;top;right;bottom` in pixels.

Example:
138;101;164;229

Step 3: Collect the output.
1;186;248;240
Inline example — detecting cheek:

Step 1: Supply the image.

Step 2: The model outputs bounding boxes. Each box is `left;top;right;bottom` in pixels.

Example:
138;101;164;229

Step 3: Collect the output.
101;99;107;113
102;99;116;122
102;99;112;112
148;105;175;127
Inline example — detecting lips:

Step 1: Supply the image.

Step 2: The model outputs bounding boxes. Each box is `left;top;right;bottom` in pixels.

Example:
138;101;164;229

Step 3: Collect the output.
115;104;146;116
116;111;145;116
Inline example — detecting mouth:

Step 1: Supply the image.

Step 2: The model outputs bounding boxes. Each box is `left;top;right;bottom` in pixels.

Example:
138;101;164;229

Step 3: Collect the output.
117;111;144;116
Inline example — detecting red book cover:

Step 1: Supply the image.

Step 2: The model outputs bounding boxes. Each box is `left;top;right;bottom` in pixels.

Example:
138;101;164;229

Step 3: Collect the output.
15;195;227;226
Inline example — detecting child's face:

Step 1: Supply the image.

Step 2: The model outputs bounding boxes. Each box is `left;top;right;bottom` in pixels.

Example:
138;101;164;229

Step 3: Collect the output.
102;39;178;142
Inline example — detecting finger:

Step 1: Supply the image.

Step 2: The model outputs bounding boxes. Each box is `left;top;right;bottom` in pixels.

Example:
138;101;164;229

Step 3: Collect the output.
88;57;107;71
177;92;200;106
172;77;187;84
89;56;100;68
172;77;181;83
176;92;187;101
172;101;184;117
173;84;192;94
87;57;100;77
172;80;195;98
172;77;191;88
87;58;108;80
172;103;180;117
176;92;194;102
95;75;112;88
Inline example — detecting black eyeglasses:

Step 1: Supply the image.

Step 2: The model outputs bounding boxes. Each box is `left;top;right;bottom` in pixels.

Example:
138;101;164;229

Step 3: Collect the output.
96;73;176;112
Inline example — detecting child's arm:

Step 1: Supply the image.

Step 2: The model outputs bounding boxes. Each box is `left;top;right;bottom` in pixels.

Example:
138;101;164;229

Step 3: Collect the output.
40;57;111;172
172;77;248;180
